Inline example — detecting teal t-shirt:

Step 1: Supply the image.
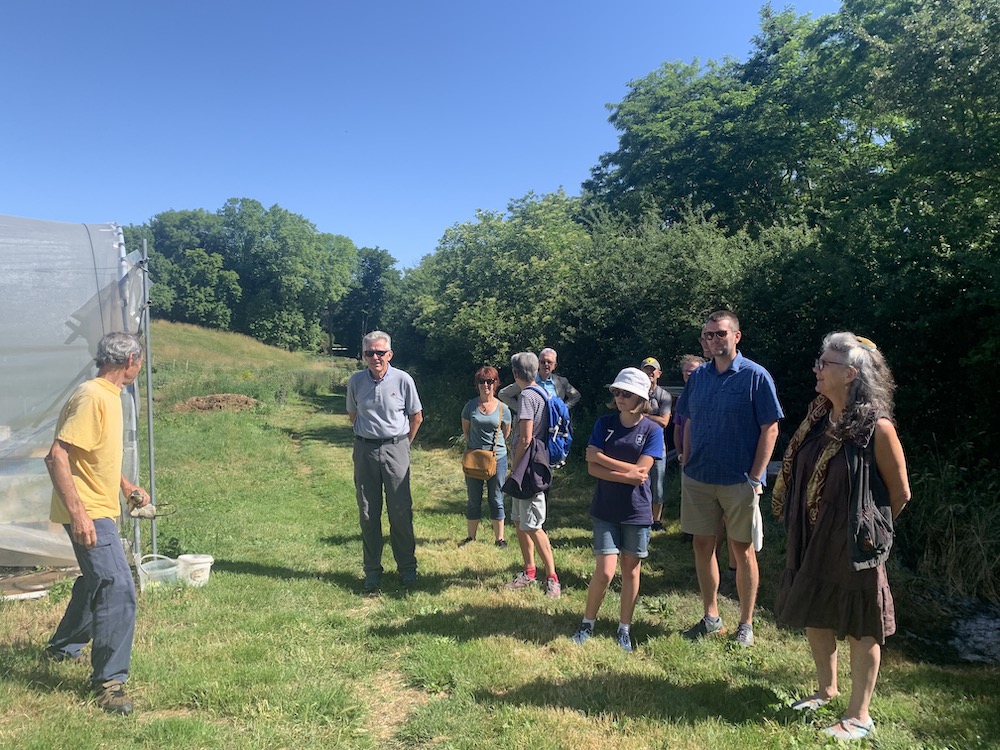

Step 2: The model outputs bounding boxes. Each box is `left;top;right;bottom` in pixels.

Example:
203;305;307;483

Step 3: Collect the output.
461;399;511;457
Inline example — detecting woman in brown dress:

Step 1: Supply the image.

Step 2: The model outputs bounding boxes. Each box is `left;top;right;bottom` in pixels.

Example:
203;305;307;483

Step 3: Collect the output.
772;332;911;741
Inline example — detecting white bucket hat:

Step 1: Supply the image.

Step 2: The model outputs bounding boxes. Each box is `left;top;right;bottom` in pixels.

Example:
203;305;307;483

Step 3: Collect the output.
608;367;651;399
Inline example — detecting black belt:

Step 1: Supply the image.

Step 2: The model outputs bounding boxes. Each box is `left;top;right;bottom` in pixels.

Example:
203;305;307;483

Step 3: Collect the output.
355;435;406;444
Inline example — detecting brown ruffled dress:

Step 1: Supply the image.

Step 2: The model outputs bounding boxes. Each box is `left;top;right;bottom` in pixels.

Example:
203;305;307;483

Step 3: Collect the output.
774;421;896;643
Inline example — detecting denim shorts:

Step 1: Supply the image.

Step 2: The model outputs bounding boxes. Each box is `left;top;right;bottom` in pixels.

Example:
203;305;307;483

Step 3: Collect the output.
592;518;650;558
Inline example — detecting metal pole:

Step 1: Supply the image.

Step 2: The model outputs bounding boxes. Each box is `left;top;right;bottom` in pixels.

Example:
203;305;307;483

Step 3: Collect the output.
141;239;158;555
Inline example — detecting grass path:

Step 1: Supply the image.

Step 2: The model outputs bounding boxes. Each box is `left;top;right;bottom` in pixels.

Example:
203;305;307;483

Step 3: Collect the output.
2;377;999;749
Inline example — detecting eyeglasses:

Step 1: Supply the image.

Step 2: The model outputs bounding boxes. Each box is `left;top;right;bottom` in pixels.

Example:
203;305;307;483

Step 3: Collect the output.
364;349;390;358
610;388;636;399
701;330;730;340
814;358;851;371
476;379;496;385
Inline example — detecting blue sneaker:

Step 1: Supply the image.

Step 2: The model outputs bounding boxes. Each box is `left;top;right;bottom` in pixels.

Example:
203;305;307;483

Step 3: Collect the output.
571;623;593;645
362;573;381;594
401;570;418;587
616;628;634;653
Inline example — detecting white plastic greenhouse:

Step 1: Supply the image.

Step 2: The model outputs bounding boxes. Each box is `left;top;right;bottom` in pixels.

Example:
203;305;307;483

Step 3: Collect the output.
0;214;150;567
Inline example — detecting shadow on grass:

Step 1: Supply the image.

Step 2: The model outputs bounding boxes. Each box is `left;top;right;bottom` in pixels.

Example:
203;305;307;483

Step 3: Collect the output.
474;673;777;725
282;422;357;448
211;557;362;591
0;646;98;702
368;601;678;645
301;392;347;415
210;557;559;599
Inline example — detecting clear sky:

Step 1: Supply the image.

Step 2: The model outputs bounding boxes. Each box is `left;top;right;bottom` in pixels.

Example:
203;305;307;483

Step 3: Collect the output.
1;1;841;269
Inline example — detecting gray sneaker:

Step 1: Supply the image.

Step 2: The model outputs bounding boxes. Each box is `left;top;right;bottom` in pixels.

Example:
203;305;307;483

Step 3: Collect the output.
732;622;754;647
682;615;726;640
544;577;561;599
571;623;593;645
505;571;536;590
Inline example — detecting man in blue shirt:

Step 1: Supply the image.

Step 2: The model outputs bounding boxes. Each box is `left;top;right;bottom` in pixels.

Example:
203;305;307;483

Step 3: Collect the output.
676;311;782;646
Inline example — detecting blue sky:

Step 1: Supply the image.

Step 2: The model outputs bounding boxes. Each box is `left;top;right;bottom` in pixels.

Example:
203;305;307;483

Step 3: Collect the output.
1;1;841;269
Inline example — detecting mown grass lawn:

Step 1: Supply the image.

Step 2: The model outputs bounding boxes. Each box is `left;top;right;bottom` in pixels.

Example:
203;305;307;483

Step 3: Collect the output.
1;322;997;749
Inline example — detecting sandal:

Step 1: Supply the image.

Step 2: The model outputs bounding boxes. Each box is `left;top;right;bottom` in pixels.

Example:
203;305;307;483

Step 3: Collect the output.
790;693;833;711
823;717;873;740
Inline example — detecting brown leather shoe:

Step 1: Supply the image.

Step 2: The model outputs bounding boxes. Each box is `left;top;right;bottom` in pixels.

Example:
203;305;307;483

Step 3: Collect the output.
94;680;134;715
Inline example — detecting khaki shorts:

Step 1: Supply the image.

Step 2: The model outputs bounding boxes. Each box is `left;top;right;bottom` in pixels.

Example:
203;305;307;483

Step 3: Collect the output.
510;492;547;531
680;472;758;543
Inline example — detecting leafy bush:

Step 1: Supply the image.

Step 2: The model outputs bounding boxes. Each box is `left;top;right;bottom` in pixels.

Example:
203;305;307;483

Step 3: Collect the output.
899;440;1000;604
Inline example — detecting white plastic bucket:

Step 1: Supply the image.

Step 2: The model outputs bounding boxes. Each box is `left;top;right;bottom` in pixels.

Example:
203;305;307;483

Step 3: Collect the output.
138;554;178;591
177;554;214;587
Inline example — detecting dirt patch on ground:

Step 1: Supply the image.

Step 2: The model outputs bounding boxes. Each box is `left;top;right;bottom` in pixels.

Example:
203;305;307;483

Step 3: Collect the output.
365;669;430;744
174;394;259;413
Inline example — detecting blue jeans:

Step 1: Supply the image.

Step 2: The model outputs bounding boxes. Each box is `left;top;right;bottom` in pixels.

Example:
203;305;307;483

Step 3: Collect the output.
465;453;507;521
592;518;651;558
50;518;137;685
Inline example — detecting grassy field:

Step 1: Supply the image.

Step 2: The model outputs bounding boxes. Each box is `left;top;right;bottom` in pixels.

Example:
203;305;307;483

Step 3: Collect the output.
1;321;997;749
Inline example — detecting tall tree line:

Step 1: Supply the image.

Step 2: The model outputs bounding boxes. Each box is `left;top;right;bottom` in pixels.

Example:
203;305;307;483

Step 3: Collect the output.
389;0;1000;465
125;199;359;351
130;0;999;462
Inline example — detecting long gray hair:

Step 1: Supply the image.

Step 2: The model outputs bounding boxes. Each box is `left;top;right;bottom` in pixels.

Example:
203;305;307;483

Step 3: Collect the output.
823;331;896;444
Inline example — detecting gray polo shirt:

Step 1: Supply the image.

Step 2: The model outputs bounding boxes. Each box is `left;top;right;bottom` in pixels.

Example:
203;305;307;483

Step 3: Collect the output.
346;365;422;440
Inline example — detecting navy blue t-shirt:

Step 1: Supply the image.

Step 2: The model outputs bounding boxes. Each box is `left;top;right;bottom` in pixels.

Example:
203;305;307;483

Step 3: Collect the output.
588;414;664;525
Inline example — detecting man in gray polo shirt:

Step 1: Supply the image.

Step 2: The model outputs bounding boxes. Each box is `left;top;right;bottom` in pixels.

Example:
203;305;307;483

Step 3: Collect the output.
346;330;424;594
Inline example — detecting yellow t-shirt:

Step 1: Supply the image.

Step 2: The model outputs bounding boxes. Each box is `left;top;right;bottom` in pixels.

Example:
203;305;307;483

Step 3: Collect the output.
49;377;125;524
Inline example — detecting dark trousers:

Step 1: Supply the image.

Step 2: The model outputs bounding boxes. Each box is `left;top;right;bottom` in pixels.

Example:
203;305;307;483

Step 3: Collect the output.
50;518;136;685
353;438;417;577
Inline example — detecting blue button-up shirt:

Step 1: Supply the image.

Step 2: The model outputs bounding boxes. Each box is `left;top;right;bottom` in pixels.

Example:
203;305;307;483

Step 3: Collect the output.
677;352;783;486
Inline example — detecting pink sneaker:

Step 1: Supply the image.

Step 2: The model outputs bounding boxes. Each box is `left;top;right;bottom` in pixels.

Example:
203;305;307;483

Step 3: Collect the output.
505;571;536;590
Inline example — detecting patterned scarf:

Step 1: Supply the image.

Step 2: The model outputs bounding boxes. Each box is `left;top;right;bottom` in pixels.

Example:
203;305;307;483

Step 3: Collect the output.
771;396;842;526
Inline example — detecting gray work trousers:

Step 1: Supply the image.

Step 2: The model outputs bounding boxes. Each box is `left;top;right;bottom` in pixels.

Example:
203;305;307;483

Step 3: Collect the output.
353;437;417;577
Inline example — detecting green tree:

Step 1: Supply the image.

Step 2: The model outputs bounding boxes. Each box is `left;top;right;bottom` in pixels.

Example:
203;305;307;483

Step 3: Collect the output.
398;191;590;373
165;248;242;329
329;247;402;356
218;199;356;350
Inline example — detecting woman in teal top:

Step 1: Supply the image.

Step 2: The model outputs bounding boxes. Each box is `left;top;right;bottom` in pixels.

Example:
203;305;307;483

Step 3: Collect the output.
460;365;512;547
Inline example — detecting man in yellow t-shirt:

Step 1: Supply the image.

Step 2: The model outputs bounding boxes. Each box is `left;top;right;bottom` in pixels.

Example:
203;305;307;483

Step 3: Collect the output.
44;332;150;715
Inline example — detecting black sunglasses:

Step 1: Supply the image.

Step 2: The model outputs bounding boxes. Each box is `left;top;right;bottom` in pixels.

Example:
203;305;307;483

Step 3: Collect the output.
702;330;730;340
364;349;390;358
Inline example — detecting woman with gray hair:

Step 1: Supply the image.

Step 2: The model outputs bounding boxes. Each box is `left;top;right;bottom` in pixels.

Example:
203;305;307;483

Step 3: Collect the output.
772;332;911;741
504;351;561;598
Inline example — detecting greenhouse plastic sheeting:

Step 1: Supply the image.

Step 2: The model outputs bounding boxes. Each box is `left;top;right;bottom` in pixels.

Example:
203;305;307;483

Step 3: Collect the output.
0;215;144;567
